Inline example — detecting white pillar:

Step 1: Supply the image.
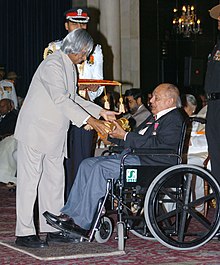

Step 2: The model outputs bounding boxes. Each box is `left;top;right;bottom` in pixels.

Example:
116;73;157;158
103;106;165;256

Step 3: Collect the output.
99;0;121;81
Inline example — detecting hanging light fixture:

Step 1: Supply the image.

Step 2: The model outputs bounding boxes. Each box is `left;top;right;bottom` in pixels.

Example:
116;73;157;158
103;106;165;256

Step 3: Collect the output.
173;5;202;38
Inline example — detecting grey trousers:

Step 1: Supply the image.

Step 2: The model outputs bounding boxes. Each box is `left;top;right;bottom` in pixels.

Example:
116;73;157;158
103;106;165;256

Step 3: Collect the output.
62;151;140;230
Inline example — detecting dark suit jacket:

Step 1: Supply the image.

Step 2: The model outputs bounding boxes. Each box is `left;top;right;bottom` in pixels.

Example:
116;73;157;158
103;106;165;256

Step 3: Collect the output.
109;108;184;165
0;109;18;139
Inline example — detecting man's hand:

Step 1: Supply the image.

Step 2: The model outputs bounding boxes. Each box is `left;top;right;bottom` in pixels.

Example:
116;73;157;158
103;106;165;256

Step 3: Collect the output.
87;117;112;136
100;109;120;122
108;121;126;140
99;133;111;145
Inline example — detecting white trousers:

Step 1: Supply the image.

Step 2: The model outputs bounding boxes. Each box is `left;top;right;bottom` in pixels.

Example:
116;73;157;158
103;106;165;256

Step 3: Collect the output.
16;141;64;236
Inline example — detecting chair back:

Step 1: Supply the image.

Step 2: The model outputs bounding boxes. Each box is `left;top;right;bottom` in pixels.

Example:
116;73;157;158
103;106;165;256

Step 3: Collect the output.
176;118;188;164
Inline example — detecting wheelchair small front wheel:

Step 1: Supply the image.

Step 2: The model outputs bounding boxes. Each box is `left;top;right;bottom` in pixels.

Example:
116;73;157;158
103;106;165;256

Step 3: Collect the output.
94;216;113;243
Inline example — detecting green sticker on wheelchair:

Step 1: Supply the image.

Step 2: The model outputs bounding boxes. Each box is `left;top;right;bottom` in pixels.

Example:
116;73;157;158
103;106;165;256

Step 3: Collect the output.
126;169;137;182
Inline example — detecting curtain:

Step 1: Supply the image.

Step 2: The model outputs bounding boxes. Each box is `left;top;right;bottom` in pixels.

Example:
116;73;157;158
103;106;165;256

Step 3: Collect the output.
0;0;71;97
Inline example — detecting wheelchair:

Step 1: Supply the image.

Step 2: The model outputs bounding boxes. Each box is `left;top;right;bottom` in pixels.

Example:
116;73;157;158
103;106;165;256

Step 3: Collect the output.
86;117;220;251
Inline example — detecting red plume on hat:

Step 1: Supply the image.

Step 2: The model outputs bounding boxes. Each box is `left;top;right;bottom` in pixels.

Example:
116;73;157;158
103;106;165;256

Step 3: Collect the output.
64;7;90;24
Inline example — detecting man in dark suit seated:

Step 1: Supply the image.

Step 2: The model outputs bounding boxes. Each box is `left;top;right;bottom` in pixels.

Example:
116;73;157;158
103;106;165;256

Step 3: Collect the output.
0;98;18;140
124;88;151;130
44;83;184;237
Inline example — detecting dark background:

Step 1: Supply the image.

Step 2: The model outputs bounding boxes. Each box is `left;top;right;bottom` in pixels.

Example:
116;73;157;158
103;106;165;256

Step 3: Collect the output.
140;0;219;95
0;0;71;97
0;0;219;98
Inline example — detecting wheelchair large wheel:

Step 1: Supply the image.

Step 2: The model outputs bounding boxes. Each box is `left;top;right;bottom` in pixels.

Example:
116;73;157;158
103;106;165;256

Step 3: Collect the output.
144;164;220;250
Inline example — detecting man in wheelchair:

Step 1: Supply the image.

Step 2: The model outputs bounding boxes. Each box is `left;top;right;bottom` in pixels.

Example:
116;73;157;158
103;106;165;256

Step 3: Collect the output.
44;83;184;240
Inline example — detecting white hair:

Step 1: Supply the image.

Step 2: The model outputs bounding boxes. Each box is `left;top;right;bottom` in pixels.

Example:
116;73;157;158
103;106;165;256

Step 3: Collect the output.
60;28;93;56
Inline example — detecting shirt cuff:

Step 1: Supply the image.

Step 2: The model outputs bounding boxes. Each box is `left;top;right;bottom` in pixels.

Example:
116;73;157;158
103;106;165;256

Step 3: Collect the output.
84;115;91;125
124;132;129;141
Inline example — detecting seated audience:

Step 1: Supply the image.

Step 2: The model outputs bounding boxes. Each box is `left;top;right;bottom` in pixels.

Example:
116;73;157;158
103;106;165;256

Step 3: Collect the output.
0;98;18;186
44;83;185;236
181;93;197;117
188;105;208;163
6;71;24;109
0;135;17;186
0;98;18;140
124;88;151;130
0;73;18;109
6;71;19;85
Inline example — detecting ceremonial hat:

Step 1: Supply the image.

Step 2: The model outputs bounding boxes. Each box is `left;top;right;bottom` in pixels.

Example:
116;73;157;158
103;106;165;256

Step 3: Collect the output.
6;71;19;80
64;7;90;23
209;4;220;20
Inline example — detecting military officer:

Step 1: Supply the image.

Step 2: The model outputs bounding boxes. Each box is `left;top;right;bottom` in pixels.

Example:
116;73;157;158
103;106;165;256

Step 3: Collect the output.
204;4;220;183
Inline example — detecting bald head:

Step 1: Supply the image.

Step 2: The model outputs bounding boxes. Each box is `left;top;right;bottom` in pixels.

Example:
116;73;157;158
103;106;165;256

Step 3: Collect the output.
150;83;180;115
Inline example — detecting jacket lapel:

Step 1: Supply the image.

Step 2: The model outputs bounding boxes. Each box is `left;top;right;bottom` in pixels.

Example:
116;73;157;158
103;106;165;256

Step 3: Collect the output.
135;115;155;132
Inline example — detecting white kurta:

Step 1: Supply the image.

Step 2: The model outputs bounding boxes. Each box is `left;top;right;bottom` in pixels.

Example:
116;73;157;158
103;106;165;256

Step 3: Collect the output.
187;106;208;166
0;80;18;109
0;135;17;184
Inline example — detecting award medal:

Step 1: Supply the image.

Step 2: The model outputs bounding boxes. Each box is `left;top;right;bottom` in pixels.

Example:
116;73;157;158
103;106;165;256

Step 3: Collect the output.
152;122;159;135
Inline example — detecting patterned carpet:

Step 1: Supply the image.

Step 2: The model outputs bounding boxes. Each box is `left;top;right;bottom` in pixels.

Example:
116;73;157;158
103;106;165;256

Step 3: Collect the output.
1;183;220;264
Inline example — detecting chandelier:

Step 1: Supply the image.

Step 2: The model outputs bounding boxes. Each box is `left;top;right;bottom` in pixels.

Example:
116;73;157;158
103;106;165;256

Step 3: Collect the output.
173;5;202;38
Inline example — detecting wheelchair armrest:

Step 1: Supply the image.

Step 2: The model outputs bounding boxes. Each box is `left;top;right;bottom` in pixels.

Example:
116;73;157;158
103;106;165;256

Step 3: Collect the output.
104;146;177;156
129;148;177;156
120;148;180;166
101;145;124;156
108;145;124;154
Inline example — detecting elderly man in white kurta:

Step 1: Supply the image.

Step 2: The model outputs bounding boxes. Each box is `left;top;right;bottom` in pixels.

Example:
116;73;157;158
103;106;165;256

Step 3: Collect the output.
0;79;18;109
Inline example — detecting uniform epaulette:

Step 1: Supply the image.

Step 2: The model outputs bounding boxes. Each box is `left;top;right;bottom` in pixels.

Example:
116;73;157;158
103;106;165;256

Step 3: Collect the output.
43;40;62;59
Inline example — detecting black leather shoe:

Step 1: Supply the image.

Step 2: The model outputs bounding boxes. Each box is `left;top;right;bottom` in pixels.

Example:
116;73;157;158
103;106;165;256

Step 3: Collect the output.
60;220;89;237
43;211;89;238
43;211;74;224
57;213;73;222
46;231;80;243
15;235;48;248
